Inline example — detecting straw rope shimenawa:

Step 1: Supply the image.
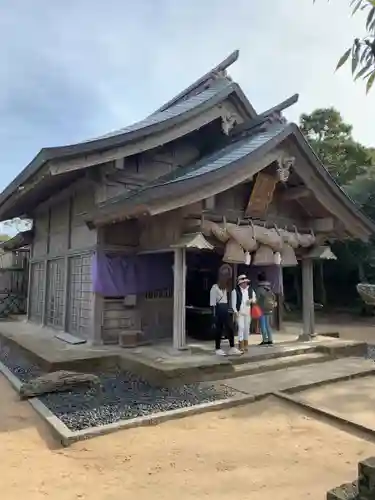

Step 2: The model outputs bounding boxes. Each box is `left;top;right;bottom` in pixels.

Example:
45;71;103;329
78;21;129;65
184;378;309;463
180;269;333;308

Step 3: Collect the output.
210;218;316;266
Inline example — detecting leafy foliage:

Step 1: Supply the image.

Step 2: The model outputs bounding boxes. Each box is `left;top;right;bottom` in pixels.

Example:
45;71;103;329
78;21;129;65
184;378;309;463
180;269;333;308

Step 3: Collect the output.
300;108;375;287
315;0;375;91
342;166;375;280
300;108;373;184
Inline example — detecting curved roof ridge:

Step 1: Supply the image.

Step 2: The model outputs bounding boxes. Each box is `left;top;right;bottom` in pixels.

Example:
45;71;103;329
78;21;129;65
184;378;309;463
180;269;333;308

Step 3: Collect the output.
77;78;232;145
0;78;236;208
151;50;240;114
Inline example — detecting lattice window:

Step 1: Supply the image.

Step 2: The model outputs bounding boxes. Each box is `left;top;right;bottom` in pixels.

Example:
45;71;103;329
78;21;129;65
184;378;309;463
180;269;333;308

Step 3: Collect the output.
29;261;45;322
144;287;173;300
67;254;92;338
46;258;65;328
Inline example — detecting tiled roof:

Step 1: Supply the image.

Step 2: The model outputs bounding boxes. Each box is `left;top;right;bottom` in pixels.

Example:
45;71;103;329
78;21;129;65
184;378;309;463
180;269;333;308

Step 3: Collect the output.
98;123;289;210
80;79;233;143
156;123;288;186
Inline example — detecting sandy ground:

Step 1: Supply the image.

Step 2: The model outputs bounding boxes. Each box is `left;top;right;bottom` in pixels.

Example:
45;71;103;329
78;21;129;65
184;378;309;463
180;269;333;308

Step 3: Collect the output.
301;375;375;430
1;376;375;500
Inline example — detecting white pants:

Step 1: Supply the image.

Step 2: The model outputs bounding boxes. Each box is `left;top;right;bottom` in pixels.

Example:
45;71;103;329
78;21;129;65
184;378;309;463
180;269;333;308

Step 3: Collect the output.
237;314;251;341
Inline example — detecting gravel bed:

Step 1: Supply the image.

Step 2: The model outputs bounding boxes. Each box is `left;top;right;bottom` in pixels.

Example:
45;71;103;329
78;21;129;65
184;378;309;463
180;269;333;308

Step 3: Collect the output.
0;339;43;382
366;344;375;360
40;372;237;431
0;339;238;432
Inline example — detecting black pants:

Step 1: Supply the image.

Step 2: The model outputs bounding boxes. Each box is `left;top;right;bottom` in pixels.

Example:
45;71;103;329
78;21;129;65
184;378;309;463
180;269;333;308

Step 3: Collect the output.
214;304;235;350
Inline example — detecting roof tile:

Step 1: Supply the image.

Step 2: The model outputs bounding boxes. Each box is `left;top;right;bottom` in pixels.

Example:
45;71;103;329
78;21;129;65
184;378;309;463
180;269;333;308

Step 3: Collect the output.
81;79;232;143
156;123;287;186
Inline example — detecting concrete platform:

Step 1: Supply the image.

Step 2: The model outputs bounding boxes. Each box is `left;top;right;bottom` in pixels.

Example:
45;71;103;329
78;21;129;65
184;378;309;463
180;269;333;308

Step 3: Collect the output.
0;318;368;384
297;376;375;432
220;357;375;396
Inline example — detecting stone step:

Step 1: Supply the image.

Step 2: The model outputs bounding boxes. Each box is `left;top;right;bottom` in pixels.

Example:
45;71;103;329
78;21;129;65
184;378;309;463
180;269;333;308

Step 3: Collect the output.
228;344;317;365
220;357;375;396
231;352;330;377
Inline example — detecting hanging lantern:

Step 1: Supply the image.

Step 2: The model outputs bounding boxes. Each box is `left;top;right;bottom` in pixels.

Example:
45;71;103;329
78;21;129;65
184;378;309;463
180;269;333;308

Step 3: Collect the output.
252;245;275;266
280;244;298;267
274;252;282;266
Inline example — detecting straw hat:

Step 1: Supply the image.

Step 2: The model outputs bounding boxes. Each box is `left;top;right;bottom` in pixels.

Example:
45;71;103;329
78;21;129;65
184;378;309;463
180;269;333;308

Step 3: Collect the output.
237;274;250;285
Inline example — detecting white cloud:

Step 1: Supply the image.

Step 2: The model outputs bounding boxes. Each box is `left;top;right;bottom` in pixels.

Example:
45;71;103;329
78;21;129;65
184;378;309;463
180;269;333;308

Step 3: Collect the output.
0;0;373;196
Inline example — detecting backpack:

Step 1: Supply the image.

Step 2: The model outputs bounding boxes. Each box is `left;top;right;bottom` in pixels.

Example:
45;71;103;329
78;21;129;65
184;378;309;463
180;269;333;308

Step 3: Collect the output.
263;289;276;313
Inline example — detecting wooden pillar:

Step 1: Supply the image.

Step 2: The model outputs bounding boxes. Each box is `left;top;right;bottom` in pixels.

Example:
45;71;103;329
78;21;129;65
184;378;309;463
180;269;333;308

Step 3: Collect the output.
173;247;187;350
300;257;315;340
42;208;51;326
62;256;69;331
91;293;104;345
91;227;104;345
41;260;48;326
26;260;32;320
275;265;284;331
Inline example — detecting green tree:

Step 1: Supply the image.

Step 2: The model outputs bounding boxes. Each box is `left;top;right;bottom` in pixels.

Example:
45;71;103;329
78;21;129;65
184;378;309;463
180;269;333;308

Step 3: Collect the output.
301;108;375;302
342;166;375;282
300;108;372;185
315;0;375;91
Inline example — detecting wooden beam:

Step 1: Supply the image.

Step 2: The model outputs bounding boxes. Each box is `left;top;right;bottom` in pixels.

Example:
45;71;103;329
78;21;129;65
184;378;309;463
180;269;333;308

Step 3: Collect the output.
280;186;311;202
310;217;335;233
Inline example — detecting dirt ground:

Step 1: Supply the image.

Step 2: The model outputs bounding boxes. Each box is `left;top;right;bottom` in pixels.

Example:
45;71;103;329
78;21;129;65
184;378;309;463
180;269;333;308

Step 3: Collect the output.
1;376;375;500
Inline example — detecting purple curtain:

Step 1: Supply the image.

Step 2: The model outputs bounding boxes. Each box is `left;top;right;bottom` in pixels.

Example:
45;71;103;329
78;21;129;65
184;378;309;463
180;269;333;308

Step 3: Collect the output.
92;251;173;297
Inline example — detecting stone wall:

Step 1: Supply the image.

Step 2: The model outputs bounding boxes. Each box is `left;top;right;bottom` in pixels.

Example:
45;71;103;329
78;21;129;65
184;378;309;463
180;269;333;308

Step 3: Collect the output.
327;456;375;499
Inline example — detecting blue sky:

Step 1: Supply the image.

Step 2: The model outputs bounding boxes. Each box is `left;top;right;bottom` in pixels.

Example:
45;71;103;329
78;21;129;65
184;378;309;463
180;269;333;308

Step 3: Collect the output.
0;0;373;197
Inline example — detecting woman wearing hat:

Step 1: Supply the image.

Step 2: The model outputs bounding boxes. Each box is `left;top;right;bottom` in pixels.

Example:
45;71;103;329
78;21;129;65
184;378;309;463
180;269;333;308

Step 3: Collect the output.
231;274;257;352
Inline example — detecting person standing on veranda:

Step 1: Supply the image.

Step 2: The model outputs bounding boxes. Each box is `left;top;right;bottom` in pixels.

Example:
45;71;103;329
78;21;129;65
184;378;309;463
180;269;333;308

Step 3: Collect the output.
209;274;242;356
231;274;257;352
256;272;276;346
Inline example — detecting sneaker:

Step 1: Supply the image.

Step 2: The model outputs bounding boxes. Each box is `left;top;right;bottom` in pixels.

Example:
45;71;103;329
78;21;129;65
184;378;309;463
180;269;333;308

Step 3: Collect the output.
228;347;242;356
259;341;267;346
215;349;227;356
266;341;274;345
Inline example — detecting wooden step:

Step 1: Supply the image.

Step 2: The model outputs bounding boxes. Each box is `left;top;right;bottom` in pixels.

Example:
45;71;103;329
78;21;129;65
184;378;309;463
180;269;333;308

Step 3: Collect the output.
228;352;331;378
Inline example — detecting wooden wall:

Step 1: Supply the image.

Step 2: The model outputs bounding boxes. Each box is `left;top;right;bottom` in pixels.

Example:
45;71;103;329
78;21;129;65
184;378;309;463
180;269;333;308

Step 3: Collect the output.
29;179;97;340
95;141;199;205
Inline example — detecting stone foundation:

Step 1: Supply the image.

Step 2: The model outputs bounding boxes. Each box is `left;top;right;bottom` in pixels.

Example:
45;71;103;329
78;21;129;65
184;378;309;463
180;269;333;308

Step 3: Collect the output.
327;457;375;499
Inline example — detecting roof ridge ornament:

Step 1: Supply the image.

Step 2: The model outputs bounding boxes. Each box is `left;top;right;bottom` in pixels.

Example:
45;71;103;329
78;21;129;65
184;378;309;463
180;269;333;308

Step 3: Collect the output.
212;69;233;82
277;156;295;183
221;109;239;135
